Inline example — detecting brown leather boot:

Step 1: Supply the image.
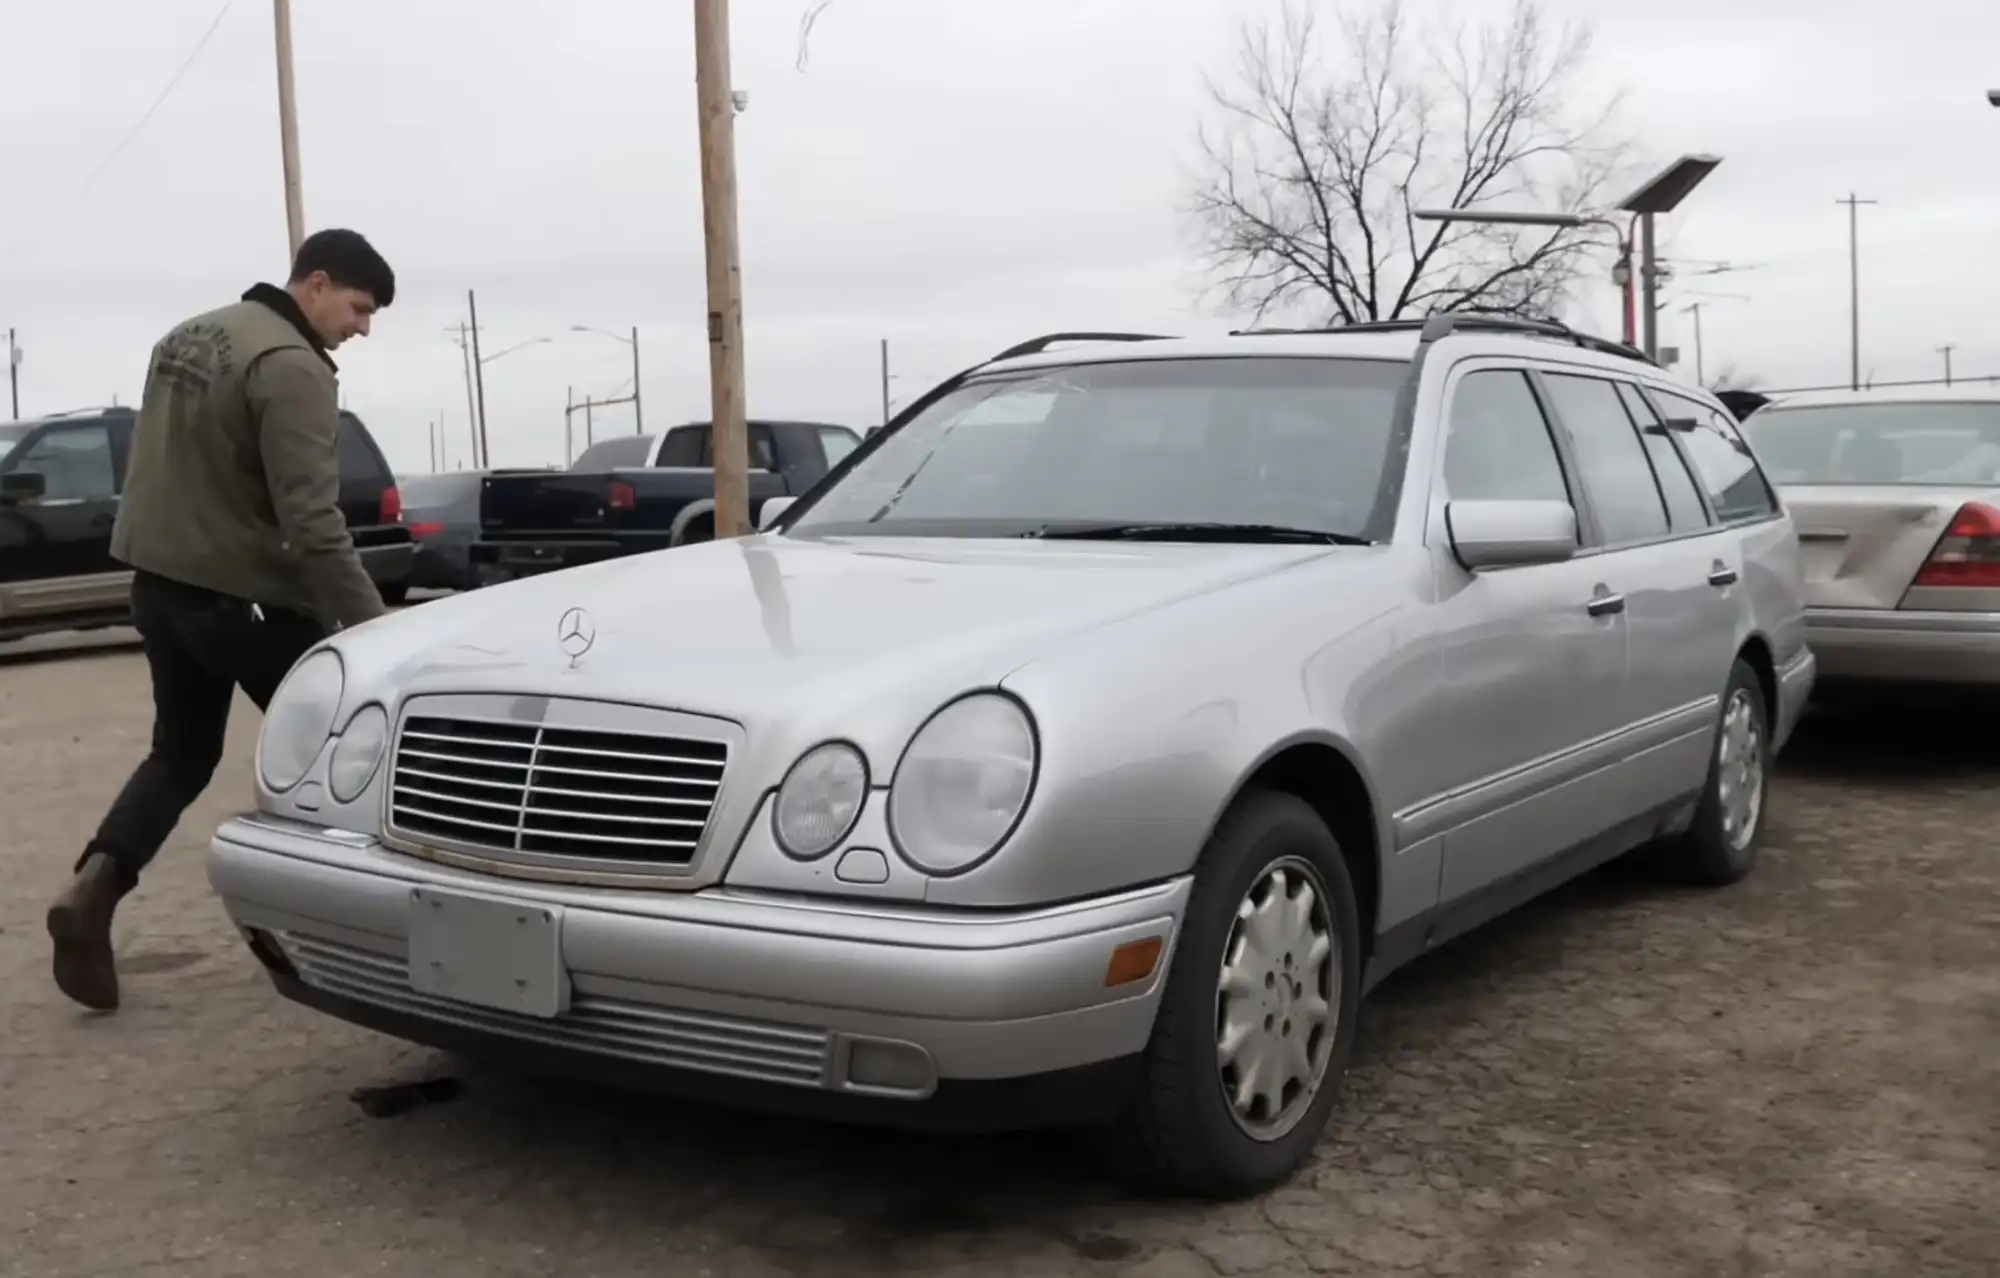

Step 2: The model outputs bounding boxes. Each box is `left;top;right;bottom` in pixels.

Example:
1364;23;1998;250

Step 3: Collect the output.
47;853;132;1012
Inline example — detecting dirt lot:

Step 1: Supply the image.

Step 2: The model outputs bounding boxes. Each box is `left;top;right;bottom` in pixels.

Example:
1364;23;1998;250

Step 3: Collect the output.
2;634;1994;1278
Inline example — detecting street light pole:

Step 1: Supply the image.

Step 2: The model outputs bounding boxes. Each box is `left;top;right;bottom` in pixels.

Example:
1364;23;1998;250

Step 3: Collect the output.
695;0;750;538
272;0;306;257
1837;193;1877;392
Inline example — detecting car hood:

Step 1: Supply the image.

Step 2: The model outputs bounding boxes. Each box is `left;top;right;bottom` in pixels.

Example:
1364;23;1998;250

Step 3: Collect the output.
334;533;1344;725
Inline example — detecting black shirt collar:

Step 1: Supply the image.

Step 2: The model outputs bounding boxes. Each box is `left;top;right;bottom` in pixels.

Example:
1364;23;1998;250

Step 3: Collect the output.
242;283;338;371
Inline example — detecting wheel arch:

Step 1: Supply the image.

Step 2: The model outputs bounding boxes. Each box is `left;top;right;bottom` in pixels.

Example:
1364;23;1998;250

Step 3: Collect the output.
1206;732;1386;960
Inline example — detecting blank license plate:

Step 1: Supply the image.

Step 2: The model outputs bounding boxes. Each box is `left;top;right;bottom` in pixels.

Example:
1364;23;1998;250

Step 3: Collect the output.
406;886;569;1019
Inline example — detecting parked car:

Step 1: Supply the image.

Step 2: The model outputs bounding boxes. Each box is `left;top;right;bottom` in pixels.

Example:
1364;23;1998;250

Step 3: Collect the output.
0;406;413;641
399;470;487;593
207;317;1813;1199
468;419;861;585
1738;386;2000;699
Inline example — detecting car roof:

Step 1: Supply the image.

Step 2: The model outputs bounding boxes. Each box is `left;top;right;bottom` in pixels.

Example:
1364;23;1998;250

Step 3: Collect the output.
977;328;1696;388
1758;385;2000;411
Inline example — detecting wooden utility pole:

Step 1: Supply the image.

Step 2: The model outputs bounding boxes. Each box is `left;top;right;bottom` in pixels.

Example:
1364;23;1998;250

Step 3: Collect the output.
467;290;491;468
272;0;306;257
695;0;749;537
1938;343;1957;386
1836;193;1877;392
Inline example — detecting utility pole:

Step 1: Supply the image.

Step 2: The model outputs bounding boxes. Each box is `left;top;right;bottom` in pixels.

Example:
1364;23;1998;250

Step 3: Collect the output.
1840;194;1872;390
695;0;750;538
1638;213;1661;361
1938;343;1957;386
879;338;892;425
467;290;490;468
428;418;439;472
1684;303;1706;386
630;326;645;434
272;0;306;257
6;328;19;419
565;385;574;465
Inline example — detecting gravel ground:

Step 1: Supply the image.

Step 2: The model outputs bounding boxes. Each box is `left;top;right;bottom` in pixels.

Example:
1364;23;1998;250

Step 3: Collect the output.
2;636;1994;1278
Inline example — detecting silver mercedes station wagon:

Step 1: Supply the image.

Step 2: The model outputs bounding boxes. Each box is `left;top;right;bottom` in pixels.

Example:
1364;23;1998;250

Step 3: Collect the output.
208;315;1815;1198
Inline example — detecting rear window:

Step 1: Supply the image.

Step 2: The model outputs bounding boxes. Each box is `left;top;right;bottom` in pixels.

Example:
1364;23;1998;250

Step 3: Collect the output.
399;471;480;510
1743;402;2000;486
572;435;654;470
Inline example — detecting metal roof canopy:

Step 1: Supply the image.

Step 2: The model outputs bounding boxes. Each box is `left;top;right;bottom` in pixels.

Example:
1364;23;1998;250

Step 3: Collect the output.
1617;154;1723;216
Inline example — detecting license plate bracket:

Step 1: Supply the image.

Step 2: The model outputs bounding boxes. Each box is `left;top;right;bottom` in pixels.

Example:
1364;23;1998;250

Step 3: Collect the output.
406;886;568;1019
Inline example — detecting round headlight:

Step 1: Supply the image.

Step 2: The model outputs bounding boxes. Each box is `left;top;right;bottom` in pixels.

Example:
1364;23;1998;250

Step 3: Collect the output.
328;703;389;803
258;648;345;793
889;693;1037;875
773;741;869;859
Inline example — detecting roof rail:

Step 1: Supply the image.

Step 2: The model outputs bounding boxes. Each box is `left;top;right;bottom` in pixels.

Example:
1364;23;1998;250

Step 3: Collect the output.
1233;313;1658;367
987;331;1173;362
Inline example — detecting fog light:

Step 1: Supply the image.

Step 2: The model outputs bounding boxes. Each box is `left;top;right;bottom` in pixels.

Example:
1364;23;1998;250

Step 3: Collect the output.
844;1038;935;1094
1104;936;1165;987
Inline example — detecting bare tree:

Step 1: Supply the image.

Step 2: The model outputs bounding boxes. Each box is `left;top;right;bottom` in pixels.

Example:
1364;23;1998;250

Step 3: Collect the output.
1191;0;1631;326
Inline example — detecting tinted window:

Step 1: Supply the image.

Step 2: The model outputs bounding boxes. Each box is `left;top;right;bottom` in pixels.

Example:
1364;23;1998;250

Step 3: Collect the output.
788;356;1411;539
1615;382;1710;532
819;426;860;467
1741;401;2000;487
9;423;117;499
1443;369;1570;503
1541;373;1669;545
1654;390;1780;521
336;413;388;481
573;434;655;470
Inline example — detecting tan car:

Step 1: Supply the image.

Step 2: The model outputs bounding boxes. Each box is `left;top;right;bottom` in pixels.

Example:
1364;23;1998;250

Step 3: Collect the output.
1739;387;2000;699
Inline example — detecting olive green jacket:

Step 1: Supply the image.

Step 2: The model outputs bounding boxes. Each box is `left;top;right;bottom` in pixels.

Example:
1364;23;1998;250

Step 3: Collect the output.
111;286;386;630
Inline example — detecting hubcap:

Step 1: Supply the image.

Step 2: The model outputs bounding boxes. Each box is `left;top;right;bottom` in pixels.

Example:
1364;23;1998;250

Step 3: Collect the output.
1716;689;1765;851
1213;857;1339;1142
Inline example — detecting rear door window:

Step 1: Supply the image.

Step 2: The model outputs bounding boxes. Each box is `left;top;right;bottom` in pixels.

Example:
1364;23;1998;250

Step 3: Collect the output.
1615;382;1711;532
1539;373;1670;546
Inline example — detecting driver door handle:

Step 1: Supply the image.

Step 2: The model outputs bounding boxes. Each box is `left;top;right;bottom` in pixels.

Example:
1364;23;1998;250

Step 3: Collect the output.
1586;591;1626;617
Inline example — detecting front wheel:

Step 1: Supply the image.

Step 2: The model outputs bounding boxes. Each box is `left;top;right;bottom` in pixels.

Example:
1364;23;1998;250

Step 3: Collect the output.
1110;788;1362;1199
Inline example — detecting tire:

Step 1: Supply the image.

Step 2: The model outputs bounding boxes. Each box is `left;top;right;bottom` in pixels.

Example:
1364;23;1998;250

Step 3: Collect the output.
1662;657;1770;886
378;582;410;607
1109;788;1363;1200
680;516;714;546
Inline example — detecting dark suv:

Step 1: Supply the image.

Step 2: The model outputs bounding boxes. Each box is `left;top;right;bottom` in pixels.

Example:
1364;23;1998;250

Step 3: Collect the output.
0;406;414;643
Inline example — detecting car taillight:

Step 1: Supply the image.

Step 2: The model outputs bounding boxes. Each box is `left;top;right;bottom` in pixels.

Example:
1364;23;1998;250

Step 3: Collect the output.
607;480;636;512
1913;501;2000;588
407;520;445;539
379;485;403;524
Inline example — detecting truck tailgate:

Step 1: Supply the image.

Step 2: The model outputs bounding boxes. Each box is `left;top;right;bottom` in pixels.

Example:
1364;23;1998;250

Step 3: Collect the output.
480;472;622;537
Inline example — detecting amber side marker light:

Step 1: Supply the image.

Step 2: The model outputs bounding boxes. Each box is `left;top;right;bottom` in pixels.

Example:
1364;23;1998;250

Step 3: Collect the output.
1104;936;1165;987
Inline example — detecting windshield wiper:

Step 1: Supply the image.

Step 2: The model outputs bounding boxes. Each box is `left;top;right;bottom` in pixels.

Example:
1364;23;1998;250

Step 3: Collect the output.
1020;521;1372;546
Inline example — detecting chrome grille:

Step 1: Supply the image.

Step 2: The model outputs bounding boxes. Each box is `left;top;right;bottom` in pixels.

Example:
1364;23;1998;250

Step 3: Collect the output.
389;714;728;866
276;932;832;1088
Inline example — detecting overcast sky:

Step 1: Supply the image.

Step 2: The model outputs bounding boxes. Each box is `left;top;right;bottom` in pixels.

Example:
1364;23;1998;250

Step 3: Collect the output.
3;0;1997;475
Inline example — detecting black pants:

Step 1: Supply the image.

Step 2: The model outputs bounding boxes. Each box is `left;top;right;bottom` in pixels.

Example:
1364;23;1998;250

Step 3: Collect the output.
82;570;326;882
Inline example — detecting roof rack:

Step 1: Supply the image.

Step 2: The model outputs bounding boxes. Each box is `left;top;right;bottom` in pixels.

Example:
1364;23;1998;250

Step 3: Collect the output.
1231;313;1659;367
987;331;1173;362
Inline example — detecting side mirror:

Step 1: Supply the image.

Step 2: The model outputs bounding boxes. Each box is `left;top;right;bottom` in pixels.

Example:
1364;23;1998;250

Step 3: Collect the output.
757;495;798;531
1445;499;1577;570
0;470;46;504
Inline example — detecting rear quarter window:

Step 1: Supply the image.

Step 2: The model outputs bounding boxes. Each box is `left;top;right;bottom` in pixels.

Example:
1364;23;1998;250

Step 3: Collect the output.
336;412;391;482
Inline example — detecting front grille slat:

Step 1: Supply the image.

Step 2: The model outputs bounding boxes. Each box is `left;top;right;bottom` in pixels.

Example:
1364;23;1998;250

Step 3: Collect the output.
388;710;728;869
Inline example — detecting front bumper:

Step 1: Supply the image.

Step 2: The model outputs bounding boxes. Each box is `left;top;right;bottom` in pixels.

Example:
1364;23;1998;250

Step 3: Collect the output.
207;813;1187;1130
1804;607;2000;687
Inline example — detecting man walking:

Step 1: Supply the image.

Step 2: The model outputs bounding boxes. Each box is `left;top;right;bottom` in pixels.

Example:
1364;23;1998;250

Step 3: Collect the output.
46;229;396;1012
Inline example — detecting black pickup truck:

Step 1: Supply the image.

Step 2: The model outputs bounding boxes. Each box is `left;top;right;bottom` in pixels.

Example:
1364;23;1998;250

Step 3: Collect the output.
468;417;861;585
0;406;415;642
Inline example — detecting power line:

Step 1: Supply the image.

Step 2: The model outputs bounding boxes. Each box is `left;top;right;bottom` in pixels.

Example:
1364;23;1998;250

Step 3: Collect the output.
6;0;239;259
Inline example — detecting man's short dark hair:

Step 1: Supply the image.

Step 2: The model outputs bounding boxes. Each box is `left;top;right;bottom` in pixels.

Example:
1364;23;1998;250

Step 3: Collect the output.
289;228;395;308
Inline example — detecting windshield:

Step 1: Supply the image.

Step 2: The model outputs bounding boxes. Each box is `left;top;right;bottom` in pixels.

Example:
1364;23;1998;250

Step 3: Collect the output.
1743;402;2000;485
785;356;1411;540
